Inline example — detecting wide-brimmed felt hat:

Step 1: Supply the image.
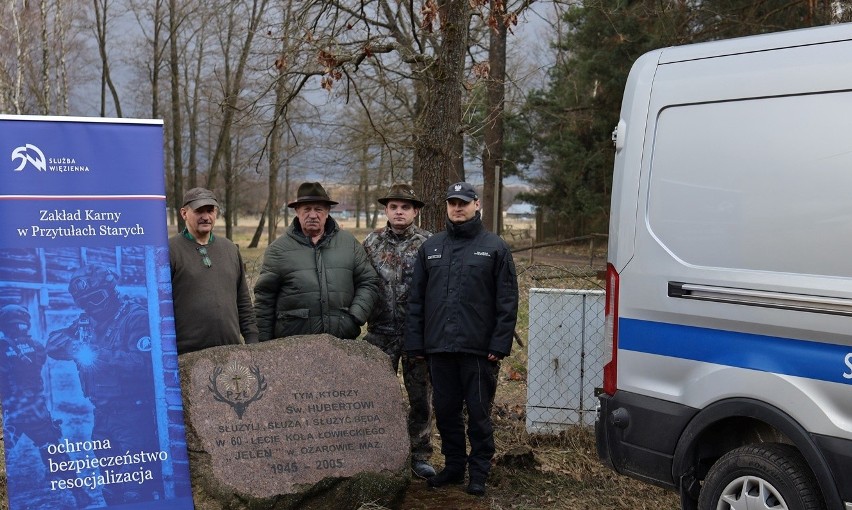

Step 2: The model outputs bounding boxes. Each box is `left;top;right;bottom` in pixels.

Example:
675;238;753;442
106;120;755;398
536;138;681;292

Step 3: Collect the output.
182;187;219;210
287;182;338;208
446;182;478;202
377;183;425;208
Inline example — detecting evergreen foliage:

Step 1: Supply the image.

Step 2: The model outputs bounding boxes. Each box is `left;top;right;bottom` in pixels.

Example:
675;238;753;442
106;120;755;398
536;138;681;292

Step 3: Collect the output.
518;0;836;237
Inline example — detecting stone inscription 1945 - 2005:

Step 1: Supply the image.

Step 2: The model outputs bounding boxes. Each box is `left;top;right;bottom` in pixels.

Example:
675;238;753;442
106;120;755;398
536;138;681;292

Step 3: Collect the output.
185;338;409;497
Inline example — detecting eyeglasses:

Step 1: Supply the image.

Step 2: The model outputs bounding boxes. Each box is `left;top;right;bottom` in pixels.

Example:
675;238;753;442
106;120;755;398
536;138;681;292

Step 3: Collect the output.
197;246;212;268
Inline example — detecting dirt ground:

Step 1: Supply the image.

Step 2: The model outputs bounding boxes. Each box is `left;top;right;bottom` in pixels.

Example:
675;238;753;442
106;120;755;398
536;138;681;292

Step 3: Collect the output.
390;376;680;510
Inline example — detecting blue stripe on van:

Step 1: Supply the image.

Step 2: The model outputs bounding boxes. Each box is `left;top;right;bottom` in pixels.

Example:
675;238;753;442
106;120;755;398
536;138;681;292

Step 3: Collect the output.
619;318;852;385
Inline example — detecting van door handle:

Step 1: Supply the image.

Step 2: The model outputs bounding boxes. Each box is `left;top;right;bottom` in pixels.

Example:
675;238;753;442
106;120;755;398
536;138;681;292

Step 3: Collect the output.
668;281;852;316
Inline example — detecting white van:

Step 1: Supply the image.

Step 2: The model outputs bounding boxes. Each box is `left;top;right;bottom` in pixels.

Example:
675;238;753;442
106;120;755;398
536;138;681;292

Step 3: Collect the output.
597;24;852;510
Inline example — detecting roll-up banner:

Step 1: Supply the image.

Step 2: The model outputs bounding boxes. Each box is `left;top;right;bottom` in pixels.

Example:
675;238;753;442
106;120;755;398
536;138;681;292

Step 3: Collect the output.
0;115;193;509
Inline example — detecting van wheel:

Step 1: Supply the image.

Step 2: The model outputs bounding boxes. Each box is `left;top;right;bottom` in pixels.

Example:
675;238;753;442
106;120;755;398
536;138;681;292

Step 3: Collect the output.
698;443;824;510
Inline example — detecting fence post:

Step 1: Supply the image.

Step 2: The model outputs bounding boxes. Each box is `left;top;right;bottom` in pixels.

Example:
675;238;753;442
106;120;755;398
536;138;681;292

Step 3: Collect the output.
589;237;595;267
529;234;535;264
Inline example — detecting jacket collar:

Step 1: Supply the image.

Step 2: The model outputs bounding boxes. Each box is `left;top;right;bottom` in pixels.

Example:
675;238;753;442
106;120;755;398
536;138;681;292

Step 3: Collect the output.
384;221;418;239
291;216;339;246
446;211;483;239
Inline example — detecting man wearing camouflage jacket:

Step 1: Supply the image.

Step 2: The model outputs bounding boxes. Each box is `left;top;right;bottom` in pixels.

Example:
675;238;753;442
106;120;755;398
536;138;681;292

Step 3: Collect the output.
362;183;435;479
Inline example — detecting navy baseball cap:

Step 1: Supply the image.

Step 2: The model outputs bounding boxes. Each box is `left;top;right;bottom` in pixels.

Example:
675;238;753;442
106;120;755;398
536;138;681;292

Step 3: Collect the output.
446;182;478;202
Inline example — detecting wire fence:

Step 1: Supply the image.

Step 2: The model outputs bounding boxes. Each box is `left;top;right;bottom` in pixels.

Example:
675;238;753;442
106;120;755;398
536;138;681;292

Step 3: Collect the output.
512;261;606;434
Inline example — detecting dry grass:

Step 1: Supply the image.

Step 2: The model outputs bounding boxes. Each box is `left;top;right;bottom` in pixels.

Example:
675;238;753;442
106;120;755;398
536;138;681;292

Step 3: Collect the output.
486;380;679;510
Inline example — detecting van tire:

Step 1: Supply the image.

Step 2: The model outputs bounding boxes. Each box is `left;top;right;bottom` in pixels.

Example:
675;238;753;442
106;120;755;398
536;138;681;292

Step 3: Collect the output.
698;443;824;510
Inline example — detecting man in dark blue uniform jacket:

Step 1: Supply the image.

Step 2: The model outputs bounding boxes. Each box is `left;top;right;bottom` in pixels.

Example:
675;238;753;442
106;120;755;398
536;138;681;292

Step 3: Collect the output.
405;182;519;496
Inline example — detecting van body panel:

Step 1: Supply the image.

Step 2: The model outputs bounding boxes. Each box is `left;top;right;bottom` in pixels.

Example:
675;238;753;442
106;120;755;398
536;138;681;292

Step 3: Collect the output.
654;39;852;103
618;347;852;438
657;23;852;64
599;23;852;509
813;434;852;503
596;390;696;488
608;50;662;273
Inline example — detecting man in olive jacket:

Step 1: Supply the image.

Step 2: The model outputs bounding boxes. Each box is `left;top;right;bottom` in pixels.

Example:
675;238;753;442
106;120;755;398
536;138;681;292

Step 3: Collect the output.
254;182;379;341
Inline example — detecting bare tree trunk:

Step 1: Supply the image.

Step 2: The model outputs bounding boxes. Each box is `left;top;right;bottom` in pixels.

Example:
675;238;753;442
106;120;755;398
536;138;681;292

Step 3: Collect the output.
56;0;69;114
282;160;291;236
10;0;24;114
355;178;363;229
454;136;465;183
150;0;163;118
358;144;370;229
206;0;269;187
40;0;49;114
185;17;206;189
362;173;370;228
93;0;123;117
169;0;184;231
95;0;106;115
266;118;281;244
481;0;507;233
267;6;289;246
164;152;175;226
249;207;266;248
373;149;390;229
224;134;234;239
413;0;469;233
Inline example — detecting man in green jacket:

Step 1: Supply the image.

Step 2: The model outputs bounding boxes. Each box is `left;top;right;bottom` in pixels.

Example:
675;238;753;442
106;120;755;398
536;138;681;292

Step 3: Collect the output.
254;182;379;341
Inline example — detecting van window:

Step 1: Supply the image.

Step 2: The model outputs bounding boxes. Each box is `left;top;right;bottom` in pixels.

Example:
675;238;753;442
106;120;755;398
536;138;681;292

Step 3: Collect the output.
647;91;852;277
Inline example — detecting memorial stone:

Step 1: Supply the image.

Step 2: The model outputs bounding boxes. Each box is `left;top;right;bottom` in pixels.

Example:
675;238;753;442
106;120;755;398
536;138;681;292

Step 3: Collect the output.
179;334;411;510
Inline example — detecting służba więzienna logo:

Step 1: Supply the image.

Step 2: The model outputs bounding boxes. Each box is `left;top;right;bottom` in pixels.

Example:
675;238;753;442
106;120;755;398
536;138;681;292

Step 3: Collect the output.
11;143;90;173
11;144;46;172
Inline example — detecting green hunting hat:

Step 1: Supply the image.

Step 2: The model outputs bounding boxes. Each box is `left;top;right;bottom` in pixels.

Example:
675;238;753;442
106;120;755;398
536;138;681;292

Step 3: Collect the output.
287;182;338;208
377;183;424;208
